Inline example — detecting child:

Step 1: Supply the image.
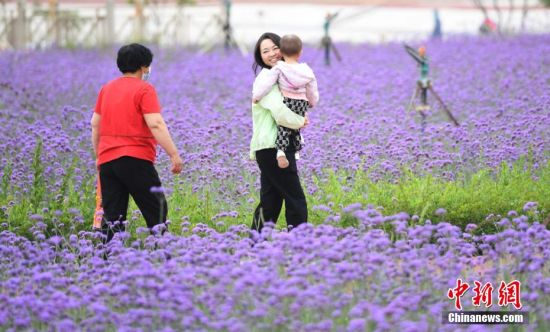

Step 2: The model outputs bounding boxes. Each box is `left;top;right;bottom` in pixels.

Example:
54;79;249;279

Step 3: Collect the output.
252;34;319;168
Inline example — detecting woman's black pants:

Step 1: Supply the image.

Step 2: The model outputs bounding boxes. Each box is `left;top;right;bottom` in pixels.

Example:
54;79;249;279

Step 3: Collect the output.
99;156;167;242
252;148;308;232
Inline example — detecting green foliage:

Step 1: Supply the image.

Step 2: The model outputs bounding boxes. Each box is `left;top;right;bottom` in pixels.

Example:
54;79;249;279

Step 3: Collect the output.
1;156;548;239
541;0;550;7
310;158;549;233
1;160;12;200
30;139;45;213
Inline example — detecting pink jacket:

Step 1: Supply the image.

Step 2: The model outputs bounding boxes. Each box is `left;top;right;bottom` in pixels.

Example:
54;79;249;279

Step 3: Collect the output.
252;61;319;107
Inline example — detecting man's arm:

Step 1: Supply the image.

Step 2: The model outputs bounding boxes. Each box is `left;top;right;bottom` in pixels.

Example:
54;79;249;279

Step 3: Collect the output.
259;86;306;130
143;113;183;174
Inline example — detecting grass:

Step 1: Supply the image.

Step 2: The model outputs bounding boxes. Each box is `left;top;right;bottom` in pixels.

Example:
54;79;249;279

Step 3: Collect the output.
308;158;549;233
1;152;548;239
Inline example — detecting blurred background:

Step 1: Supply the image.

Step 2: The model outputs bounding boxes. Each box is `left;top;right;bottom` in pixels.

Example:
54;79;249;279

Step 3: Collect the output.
1;0;549;50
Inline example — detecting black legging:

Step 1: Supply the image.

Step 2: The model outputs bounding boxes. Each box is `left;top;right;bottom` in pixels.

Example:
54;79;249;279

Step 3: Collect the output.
252;148;308;232
99;156;167;242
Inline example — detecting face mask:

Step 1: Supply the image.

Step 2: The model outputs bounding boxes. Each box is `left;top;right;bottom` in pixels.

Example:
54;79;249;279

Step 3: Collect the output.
142;67;151;81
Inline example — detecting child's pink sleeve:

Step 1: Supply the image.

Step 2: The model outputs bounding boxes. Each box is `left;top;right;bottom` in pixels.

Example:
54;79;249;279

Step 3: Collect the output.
252;67;280;101
306;76;319;107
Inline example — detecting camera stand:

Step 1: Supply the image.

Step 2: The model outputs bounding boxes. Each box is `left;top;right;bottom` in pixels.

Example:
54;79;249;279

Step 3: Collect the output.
404;44;459;130
407;79;460;129
199;0;247;55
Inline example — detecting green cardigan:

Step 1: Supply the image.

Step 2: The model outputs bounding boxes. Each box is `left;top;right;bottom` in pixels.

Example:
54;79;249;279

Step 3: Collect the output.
249;85;306;160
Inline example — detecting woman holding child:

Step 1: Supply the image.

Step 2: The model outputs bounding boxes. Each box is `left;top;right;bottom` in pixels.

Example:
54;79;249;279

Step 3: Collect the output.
250;32;318;233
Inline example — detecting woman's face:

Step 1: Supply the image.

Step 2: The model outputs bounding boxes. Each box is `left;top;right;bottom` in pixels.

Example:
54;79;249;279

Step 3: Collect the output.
259;38;282;68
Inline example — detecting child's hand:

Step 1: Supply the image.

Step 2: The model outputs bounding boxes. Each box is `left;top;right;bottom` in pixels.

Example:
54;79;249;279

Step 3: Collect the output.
302;114;310;128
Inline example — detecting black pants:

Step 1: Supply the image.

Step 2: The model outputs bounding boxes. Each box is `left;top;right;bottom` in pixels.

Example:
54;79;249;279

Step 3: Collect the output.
99;156;167;241
252;148;308;232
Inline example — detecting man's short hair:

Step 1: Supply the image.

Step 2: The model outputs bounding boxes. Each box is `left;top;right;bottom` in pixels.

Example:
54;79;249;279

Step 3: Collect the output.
280;34;302;57
117;43;153;73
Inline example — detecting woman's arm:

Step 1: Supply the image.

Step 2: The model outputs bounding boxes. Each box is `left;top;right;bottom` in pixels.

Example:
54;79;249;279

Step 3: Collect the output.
91;87;103;156
91;112;101;156
258;85;305;130
143;113;183;174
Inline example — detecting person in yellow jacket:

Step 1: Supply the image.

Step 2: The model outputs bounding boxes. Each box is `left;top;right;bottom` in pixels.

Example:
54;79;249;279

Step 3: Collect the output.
93;176;103;231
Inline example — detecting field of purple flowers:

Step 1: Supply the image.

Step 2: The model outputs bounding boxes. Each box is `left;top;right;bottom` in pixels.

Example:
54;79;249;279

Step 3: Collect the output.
0;34;549;330
1;210;549;331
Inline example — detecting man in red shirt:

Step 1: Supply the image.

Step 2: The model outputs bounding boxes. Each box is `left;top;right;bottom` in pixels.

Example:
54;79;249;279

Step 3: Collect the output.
91;43;183;242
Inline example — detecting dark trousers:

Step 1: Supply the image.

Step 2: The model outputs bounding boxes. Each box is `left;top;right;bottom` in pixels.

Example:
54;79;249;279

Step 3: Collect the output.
99;156;167;241
252;148;308;232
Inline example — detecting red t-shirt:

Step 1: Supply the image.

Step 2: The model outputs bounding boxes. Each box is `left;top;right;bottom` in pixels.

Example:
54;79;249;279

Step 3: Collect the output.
94;77;161;165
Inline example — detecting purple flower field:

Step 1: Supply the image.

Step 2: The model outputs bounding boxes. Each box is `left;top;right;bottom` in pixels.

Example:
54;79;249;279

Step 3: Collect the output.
0;35;549;330
1;35;548;200
1;209;549;331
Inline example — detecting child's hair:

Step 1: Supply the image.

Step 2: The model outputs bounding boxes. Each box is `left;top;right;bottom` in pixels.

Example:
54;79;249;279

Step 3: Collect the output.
280;34;302;57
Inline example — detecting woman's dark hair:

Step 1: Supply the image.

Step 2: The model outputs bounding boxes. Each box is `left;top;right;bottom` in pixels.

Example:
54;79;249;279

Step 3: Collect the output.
117;43;153;74
252;32;281;74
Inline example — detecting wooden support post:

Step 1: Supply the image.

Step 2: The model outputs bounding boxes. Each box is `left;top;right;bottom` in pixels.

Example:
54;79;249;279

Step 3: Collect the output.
105;0;114;45
12;0;27;49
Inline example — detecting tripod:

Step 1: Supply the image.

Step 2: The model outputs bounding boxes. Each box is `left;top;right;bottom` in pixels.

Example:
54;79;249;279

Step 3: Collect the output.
407;79;459;130
321;36;341;66
199;0;246;54
221;0;234;51
321;12;341;66
404;44;459;130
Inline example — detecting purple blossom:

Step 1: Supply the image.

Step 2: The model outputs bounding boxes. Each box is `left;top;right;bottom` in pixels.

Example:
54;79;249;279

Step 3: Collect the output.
435;208;447;216
523;201;538;212
149;186;165;194
0;35;548;331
